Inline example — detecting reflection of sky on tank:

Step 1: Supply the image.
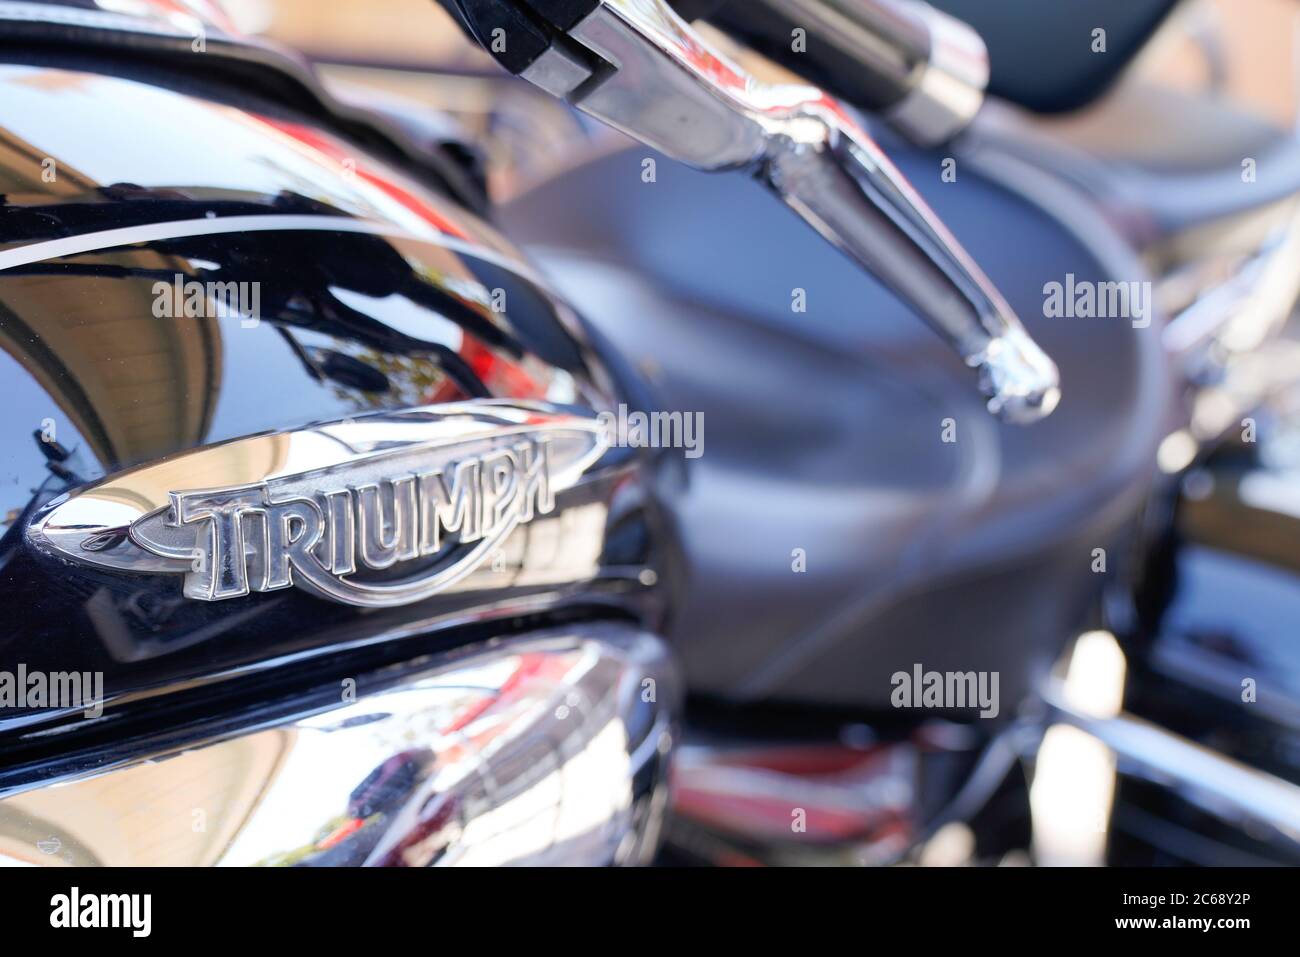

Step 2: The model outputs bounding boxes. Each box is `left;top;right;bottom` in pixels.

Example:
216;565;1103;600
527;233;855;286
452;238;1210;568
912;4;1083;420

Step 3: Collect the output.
330;289;465;351
205;316;369;441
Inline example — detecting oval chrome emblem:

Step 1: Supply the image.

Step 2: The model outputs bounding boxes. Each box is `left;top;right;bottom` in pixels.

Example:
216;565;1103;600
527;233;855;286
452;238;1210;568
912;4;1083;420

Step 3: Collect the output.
27;402;609;607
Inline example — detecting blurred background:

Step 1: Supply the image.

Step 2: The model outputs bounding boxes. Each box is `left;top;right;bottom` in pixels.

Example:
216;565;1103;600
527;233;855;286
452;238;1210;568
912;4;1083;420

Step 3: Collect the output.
195;0;1300;205
218;0;1300;201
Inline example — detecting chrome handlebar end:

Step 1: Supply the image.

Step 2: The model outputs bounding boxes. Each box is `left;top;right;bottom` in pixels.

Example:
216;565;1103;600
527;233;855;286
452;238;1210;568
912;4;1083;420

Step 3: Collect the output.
977;325;1062;424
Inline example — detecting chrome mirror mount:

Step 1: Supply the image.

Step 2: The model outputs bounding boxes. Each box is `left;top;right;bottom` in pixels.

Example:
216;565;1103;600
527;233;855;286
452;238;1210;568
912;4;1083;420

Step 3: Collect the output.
689;0;991;148
441;0;1060;422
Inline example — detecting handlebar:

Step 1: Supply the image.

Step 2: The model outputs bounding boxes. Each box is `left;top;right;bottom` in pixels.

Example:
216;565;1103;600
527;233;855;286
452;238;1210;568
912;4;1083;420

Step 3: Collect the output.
435;0;1060;422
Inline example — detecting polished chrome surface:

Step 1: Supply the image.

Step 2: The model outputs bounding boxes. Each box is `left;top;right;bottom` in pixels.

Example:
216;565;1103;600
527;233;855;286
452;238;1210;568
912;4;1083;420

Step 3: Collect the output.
0;624;678;866
28;401;610;607
751;0;989;146
1162;198;1300;371
1048;689;1300;848
884;0;989;145
546;0;1059;422
520;44;593;99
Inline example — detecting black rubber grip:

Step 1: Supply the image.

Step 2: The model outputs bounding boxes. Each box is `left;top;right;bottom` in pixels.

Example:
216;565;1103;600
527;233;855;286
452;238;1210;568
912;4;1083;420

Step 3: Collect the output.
669;0;730;20
700;0;931;112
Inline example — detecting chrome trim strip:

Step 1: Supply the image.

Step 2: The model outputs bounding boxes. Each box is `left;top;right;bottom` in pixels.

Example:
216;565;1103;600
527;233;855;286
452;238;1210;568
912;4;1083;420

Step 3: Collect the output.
0;214;545;285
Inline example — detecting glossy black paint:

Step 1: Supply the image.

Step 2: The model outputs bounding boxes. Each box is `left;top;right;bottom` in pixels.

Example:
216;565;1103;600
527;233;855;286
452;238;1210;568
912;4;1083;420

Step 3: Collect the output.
0;61;665;746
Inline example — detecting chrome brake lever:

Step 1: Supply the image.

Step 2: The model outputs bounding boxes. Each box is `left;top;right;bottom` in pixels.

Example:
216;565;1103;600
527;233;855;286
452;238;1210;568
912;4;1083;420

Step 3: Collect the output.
444;0;1060;422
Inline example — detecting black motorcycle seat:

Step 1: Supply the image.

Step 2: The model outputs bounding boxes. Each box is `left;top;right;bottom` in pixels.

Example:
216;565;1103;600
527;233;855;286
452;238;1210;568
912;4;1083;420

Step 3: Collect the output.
973;85;1300;246
501;140;1173;708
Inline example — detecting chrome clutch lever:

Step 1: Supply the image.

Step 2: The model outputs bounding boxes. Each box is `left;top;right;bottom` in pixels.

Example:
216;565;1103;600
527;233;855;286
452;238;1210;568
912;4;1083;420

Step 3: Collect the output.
438;0;1060;422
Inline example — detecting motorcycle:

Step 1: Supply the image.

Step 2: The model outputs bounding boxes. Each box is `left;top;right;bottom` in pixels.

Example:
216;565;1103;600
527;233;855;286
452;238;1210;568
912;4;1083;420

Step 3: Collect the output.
0;0;1296;867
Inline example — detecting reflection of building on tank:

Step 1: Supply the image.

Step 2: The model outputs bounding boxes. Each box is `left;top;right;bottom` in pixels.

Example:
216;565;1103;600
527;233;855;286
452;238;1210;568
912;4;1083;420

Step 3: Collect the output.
0;129;223;473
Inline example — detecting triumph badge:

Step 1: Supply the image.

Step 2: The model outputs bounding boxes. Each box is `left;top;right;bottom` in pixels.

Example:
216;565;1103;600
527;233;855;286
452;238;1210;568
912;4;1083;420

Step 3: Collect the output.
28;402;609;607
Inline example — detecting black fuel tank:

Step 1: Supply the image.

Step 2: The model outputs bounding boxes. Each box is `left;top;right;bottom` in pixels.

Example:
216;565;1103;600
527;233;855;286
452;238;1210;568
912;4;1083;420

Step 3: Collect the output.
0;58;666;749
